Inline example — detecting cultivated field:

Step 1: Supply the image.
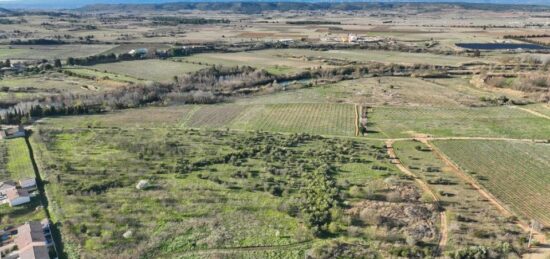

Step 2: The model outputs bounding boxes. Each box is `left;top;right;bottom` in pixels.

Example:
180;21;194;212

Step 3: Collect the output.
434;140;550;226
393;140;524;249
368;106;550;139
0;45;115;61
90;60;207;82
237;77;508;107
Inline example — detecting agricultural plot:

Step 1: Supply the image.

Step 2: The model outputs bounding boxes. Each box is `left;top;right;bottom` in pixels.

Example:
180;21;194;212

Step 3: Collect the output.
392;140;524;250
64;68;141;83
0;72;126;102
184;105;245;128
31;125;412;258
182;49;328;75
434;140;550;226
368;106;550;139
5;138;35;180
228;103;356;136
236;77;501;107
90;60;207;82
0;45;115;61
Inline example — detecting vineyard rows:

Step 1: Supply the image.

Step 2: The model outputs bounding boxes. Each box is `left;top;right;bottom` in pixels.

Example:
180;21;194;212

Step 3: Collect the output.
434;140;550;226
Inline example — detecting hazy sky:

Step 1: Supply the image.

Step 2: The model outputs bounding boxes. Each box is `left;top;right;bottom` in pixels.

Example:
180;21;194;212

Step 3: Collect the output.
1;0;549;9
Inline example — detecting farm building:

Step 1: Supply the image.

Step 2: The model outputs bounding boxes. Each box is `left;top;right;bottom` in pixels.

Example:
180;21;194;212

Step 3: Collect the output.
19;178;37;189
0;125;25;139
129;48;149;56
15;221;50;259
6;188;30;207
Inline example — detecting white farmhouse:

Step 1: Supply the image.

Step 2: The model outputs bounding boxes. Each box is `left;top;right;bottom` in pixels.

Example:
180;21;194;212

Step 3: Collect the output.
6;188;31;207
19;178;37;189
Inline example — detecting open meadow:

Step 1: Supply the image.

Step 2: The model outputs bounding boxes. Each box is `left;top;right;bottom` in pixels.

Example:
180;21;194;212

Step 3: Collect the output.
29;122;437;258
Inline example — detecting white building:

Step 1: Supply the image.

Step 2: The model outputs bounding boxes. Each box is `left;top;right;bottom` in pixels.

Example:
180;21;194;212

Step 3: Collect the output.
6;188;30;207
19;178;37;189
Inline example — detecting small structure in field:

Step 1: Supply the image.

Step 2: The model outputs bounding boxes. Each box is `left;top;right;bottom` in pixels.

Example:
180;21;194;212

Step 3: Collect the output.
15;221;50;259
6;188;30;207
136;180;149;190
129;48;149;56
19;178;37;189
0;125;25;140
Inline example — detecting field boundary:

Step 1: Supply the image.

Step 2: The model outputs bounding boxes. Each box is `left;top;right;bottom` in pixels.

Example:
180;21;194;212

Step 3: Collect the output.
177;240;313;256
422;139;548;248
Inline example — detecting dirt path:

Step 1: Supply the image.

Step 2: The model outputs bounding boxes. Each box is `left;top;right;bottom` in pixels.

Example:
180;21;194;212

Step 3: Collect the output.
178;240;312;257
511;106;550;120
385;140;448;251
354;104;360;136
420;139;549;255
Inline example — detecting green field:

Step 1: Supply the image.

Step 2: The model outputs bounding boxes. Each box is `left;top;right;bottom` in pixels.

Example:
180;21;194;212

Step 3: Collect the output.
5;138;35;180
0;45;115;60
181;103;356;136
368;106;550;139
182;49;329;75
0;72;127;102
434;140;550;226
392;140;524;249
64;68;141;83
31;125;405;258
237;77;503;107
90;60;207;82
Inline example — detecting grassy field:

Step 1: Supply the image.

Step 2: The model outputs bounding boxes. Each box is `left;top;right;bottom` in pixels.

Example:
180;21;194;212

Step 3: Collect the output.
100;43;172;55
236;77;504;107
0;45;115;61
5;138;35;180
183;49;487;73
393;140;524;250
181;49;329;75
31;125;407;258
0;72;127;102
368;106;550;139
90;60;207;82
0;138;46;227
434;140;550;226
64;68;141;83
230;103;356;136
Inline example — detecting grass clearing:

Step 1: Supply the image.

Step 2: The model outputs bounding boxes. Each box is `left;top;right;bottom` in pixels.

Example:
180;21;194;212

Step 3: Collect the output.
64;68;141;83
434;140;550;226
5;138;35;181
90;60;207;82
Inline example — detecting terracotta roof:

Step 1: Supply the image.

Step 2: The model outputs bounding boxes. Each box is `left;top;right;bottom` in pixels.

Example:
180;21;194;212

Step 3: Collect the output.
15;222;46;250
18;243;49;259
6;188;29;201
0;181;17;192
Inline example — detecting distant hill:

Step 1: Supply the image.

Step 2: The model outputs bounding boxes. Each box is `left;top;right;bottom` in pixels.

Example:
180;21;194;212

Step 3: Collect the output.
1;0;550;10
76;1;550;13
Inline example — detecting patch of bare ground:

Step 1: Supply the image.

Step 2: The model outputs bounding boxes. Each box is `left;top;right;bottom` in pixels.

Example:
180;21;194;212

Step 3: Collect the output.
348;200;439;242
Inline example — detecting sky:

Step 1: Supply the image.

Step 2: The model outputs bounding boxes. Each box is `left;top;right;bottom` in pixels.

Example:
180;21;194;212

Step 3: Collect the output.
1;0;549;9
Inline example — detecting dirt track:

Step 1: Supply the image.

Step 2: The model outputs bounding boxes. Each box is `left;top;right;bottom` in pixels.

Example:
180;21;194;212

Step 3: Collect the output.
385;140;448;250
